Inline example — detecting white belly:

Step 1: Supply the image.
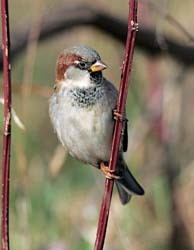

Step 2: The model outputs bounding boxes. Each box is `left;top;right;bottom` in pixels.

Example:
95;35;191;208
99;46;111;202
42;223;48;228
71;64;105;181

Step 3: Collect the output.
50;95;113;167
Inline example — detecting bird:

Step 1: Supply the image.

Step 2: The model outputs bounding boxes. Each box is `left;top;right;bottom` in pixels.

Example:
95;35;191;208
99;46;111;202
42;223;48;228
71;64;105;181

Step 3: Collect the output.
49;45;144;204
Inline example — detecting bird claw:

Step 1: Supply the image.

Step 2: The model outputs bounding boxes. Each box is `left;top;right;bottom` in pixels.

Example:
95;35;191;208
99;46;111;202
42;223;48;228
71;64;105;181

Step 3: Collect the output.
112;109;128;123
100;162;121;180
113;109;123;121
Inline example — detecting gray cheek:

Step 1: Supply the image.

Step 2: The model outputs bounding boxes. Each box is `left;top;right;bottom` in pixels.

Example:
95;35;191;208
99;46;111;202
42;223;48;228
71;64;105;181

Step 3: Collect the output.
65;66;74;79
66;66;88;81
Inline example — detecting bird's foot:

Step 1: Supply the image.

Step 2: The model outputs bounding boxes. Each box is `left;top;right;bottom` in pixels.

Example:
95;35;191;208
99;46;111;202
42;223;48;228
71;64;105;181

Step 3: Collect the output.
113;109;128;123
113;109;123;121
100;162;121;180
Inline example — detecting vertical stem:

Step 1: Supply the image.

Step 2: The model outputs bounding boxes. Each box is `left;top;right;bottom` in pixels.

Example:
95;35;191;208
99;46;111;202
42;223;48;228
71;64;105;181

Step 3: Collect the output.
1;0;12;250
94;1;138;249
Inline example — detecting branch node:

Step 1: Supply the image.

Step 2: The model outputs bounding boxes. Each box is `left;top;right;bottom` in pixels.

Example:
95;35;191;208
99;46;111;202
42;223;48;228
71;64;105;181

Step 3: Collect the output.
4;112;11;136
131;20;139;31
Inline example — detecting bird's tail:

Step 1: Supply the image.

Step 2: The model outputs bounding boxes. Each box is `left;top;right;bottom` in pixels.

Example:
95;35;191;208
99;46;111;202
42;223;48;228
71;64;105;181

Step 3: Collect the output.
115;159;144;205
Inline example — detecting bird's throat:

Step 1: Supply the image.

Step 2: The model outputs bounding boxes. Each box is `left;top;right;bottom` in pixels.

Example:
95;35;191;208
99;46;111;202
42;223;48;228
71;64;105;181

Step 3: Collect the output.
68;85;104;108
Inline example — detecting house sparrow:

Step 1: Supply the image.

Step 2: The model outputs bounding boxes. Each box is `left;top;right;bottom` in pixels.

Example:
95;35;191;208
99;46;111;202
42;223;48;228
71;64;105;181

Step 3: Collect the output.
49;45;144;204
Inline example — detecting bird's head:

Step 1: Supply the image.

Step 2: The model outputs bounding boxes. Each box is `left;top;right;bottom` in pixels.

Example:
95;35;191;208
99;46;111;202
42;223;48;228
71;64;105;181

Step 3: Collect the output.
55;45;107;91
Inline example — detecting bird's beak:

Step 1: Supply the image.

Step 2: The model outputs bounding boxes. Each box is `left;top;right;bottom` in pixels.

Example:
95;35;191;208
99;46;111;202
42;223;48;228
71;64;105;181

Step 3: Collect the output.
90;60;107;72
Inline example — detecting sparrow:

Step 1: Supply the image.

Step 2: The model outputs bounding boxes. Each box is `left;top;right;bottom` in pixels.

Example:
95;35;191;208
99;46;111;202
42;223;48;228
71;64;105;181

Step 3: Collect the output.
49;45;144;204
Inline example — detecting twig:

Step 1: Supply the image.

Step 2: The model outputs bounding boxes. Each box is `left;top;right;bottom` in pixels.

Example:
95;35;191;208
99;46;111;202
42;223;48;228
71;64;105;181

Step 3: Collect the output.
1;0;12;250
94;1;138;249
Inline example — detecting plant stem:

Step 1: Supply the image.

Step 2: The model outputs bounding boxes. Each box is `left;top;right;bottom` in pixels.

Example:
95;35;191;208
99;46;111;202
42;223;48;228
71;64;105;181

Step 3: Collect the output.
1;0;12;250
94;1;138;249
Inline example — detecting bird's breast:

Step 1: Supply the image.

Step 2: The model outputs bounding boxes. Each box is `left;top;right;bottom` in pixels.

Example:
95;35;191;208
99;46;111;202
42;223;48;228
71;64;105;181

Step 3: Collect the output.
49;92;114;167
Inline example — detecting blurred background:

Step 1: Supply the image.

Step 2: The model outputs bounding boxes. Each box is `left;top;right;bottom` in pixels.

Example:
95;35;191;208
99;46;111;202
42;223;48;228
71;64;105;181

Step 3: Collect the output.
1;0;194;249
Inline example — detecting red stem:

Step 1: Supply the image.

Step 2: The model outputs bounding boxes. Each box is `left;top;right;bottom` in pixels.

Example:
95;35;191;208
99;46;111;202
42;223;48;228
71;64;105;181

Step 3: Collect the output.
94;1;138;249
1;0;12;250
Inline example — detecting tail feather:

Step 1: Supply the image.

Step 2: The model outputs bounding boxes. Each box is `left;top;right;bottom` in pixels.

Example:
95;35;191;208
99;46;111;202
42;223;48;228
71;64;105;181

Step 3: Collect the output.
115;160;144;205
115;182;132;205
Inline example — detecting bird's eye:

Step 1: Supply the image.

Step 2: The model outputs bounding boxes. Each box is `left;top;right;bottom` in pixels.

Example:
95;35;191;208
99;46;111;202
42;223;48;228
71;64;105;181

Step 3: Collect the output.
78;61;87;69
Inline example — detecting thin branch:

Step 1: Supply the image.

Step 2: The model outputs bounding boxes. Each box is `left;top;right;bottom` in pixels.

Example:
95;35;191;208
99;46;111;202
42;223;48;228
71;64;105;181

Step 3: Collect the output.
1;0;12;250
94;1;138;249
